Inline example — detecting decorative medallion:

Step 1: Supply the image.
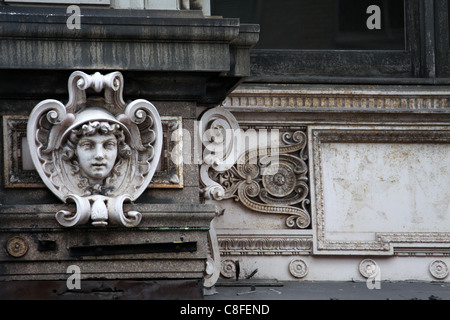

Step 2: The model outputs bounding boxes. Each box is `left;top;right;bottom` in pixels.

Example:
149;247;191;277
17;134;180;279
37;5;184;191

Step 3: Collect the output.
289;259;308;278
220;259;237;279
262;162;296;197
359;259;379;278
429;260;449;280
6;236;28;258
27;71;163;227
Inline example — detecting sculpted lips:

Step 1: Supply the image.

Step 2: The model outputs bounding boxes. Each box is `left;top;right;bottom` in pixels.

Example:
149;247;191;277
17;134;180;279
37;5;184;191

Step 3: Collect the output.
91;162;107;169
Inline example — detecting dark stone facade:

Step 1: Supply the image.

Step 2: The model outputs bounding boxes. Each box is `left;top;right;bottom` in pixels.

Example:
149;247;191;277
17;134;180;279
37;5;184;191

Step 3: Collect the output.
0;4;258;299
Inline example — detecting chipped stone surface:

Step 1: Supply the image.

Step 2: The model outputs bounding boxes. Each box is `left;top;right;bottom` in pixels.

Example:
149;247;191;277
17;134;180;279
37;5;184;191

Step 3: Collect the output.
321;141;450;240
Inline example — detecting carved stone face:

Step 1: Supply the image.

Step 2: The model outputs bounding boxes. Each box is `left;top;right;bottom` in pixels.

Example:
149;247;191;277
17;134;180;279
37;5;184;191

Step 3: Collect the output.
27;71;163;228
76;133;118;184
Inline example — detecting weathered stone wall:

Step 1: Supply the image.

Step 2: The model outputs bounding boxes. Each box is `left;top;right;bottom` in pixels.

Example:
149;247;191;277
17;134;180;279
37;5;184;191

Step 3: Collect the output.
0;4;258;298
204;84;450;283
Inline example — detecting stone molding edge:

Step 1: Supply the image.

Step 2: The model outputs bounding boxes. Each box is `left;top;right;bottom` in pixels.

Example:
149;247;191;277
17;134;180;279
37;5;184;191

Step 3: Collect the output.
0;7;238;42
217;231;313;256
222;87;450;112
0;204;216;230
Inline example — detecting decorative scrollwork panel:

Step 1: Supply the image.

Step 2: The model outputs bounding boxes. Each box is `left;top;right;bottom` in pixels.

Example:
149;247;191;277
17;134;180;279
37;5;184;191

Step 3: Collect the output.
199;107;311;229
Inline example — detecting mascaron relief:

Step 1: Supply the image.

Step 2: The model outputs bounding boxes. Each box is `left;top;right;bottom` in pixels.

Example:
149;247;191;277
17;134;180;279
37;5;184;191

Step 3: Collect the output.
199;107;310;229
27;71;163;227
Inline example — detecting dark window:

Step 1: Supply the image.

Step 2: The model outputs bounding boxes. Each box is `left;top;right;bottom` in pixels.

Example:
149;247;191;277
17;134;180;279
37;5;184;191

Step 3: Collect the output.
212;0;405;50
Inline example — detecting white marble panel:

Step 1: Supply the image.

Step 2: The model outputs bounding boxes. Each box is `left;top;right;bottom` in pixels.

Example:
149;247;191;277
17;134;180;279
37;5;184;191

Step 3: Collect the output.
310;126;450;254
321;142;450;241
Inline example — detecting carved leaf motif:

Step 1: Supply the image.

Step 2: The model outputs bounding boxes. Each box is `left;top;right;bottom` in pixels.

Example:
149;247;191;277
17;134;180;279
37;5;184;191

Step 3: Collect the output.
91;198;108;226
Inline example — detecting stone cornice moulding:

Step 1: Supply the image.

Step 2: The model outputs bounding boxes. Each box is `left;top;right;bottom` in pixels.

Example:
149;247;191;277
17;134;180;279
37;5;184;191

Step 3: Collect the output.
0;203;216;230
0;6;259;105
217;230;313;256
0;7;240;43
222;86;450;113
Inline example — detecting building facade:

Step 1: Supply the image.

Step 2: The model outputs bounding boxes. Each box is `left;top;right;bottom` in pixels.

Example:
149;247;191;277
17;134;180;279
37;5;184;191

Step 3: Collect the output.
206;0;450;284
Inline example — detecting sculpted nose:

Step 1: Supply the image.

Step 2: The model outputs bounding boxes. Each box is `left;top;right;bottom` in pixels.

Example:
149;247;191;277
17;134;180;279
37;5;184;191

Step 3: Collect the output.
94;144;105;160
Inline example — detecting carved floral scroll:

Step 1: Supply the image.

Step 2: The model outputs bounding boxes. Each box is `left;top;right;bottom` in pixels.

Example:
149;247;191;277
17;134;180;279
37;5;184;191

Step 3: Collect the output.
199;107;310;229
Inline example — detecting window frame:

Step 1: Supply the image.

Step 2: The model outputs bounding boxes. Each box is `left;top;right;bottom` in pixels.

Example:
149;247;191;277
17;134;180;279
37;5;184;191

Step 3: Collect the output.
246;0;449;84
435;0;450;77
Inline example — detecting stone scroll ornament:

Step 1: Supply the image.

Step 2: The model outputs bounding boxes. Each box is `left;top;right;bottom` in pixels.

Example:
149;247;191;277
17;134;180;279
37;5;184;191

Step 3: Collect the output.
199;107;310;229
27;71;163;227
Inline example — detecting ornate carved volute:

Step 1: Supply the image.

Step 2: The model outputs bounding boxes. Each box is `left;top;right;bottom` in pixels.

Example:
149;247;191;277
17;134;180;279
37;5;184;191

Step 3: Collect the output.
199;107;311;229
27;71;163;227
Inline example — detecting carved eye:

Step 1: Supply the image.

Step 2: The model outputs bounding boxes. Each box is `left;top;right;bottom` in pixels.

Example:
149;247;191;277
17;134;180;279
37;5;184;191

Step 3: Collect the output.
79;140;94;150
104;140;117;150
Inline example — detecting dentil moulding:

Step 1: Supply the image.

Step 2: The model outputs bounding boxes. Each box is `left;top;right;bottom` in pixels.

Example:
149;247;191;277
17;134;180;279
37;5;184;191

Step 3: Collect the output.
27;71;163;227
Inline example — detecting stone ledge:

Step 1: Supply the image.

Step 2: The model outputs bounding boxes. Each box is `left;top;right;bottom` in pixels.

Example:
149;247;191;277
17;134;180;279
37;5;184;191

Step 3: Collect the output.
0;279;204;299
0;6;259;104
0;203;215;281
224;84;450;114
0;203;216;229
